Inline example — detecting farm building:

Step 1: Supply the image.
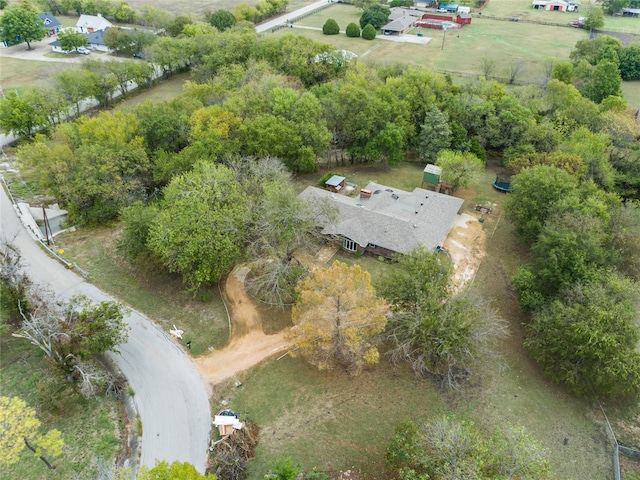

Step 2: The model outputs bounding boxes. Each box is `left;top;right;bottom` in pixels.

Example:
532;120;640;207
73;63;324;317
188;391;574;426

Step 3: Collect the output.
417;14;462;30
456;13;472;24
622;7;640;16
298;181;464;257
438;3;459;12
532;0;580;11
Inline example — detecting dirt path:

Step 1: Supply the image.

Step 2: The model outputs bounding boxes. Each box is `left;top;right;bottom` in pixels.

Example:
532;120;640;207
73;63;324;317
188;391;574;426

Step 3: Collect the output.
443;213;488;294
193;266;289;391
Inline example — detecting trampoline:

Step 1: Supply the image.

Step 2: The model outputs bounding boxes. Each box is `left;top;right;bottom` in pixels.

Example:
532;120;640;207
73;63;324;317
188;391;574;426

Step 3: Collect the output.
492;173;512;192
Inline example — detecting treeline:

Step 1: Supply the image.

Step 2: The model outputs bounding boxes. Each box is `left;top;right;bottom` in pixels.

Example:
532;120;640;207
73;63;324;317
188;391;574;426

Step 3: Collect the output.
25;0;287;28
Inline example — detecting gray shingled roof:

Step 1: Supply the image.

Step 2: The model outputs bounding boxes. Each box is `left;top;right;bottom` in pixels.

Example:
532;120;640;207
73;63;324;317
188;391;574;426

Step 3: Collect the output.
388;7;424;20
383;15;418;32
299;181;464;253
38;12;62;29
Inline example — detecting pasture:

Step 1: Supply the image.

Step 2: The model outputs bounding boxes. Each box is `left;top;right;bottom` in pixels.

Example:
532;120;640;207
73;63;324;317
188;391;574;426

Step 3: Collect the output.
286;5;589;83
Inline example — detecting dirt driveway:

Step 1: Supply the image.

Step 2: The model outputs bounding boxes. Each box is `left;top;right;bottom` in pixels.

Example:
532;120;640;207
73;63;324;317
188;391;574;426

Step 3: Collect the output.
1;37;87;63
193;266;289;391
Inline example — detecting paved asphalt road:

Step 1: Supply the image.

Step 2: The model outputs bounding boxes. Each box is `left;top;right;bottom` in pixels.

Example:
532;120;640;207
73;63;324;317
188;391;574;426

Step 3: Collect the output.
255;0;331;32
0;186;212;473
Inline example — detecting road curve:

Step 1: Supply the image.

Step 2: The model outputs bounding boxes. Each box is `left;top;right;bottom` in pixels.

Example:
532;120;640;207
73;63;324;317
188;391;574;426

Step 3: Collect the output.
0;186;211;473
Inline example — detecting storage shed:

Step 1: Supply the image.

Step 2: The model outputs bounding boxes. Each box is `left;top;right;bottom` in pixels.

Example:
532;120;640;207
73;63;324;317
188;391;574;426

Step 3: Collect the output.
456;13;472;24
325;175;346;193
423;164;443;185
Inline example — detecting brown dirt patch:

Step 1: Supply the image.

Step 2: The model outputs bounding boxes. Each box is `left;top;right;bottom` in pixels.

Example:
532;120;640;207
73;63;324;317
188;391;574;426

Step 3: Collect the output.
194;266;289;391
443;212;488;294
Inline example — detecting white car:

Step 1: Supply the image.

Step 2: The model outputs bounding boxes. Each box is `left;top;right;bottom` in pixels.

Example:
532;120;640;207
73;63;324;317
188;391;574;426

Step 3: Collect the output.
76;47;91;55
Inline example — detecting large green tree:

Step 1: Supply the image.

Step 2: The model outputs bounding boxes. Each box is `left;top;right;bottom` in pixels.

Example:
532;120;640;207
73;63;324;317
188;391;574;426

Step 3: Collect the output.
418;105;451;163
525;272;640;398
0;89;46;140
147;161;247;292
208;9;236;31
434;149;484;191
505;165;579;244
582;7;604;31
380;247;507;388
359;3;390;29
56;28;87;52
579;60;623;104
54;69;98;116
0;7;47;49
619;45;640;80
17;112;150;224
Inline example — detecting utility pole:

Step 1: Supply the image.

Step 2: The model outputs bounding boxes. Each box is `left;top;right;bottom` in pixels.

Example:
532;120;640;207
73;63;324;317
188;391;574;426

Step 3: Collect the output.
441;26;448;50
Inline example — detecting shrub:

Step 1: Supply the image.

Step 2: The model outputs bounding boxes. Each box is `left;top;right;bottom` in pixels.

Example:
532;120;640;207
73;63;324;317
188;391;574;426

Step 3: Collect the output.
346;22;360;37
322;18;340;35
362;24;376;40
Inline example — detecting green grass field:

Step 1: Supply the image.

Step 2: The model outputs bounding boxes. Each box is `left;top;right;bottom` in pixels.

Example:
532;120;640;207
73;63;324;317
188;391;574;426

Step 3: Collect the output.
0;336;125;480
114;72;190;111
289;4;590;83
124;0;313;16
0;57;69;93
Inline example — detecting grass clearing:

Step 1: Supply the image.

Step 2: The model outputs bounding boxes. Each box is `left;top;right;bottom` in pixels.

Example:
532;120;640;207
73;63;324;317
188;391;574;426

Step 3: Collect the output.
481;0;640;32
226;355;448;478
114;72;190;111
55;225;230;356
0;57;70;93
622;80;640;110
0;336;125;480
124;0;313;16
285;4;589;83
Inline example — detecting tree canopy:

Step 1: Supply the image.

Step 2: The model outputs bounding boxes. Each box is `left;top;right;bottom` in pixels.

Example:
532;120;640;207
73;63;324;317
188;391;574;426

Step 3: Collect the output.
147;161;247;292
288;262;388;375
524;272;640;398
359;4;390;29
138;460;217;479
0;396;63;470
386;417;551;480
0;7;47;49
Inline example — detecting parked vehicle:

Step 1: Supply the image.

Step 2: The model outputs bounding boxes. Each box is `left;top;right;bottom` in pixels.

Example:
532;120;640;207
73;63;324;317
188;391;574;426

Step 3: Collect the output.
570;17;585;27
76;46;91;55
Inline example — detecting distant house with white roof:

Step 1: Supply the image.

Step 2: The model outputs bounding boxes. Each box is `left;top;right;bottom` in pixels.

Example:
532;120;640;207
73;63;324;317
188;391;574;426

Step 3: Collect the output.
532;0;580;11
76;13;113;33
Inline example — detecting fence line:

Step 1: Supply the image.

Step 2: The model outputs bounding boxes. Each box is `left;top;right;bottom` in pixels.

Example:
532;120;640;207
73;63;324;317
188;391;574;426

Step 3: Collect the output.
478;14;640;34
433;67;535;85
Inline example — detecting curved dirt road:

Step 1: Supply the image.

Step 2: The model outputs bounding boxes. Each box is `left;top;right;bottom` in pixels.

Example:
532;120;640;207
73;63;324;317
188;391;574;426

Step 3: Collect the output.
194;266;289;390
0;186;211;473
